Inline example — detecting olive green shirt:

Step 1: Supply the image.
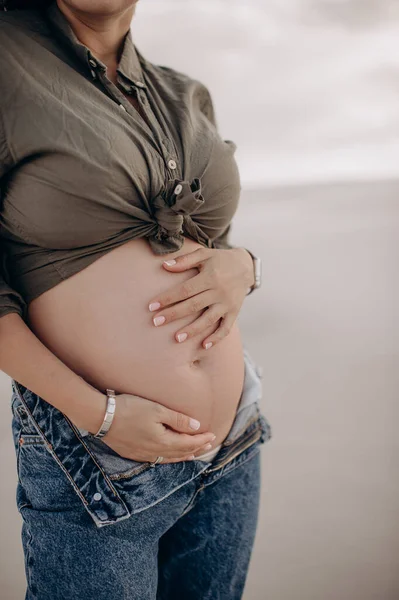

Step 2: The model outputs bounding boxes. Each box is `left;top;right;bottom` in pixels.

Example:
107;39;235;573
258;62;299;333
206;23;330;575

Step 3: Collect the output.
0;1;240;323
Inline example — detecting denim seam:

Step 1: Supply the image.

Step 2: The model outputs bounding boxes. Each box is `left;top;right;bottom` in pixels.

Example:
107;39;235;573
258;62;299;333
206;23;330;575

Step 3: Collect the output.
21;519;36;598
109;461;153;481
12;385;45;438
16;405;32;431
15;423;23;487
180;483;205;518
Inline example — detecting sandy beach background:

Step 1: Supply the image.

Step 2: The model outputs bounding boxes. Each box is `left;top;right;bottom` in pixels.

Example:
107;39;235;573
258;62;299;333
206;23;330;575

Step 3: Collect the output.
1;1;398;598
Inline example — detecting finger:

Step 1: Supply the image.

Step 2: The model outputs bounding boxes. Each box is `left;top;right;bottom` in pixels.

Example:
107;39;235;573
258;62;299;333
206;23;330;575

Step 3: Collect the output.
159;406;204;434
161;248;211;271
174;304;224;343
161;454;197;464
151;290;214;328
160;441;214;463
148;273;205;311
162;430;217;455
202;311;237;349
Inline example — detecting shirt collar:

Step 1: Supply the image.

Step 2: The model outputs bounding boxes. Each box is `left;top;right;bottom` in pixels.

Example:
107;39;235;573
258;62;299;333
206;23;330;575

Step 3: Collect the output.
44;0;146;86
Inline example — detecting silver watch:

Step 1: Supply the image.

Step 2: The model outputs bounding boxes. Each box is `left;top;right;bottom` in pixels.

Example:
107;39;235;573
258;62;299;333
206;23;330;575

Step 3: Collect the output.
93;388;116;438
244;248;262;295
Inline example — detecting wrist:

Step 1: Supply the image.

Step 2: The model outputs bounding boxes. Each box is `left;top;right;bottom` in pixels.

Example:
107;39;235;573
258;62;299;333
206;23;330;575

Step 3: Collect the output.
234;247;255;288
92;389;117;438
64;378;108;434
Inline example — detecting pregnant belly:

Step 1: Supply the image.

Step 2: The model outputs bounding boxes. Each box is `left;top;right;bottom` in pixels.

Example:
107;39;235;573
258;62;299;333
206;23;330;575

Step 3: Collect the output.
26;236;246;447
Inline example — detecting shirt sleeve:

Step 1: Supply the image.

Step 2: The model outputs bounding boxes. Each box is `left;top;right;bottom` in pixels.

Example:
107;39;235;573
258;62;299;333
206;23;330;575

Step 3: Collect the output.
198;83;236;251
0;112;27;321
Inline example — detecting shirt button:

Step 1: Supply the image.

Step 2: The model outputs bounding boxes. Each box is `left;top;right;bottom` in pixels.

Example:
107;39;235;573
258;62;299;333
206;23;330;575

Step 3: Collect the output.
119;104;127;111
93;492;102;502
135;81;145;88
90;69;97;79
88;58;97;68
168;159;177;170
174;184;183;195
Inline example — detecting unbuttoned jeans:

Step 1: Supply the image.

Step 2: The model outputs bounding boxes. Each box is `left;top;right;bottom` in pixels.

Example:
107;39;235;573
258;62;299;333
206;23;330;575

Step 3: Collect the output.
10;346;272;600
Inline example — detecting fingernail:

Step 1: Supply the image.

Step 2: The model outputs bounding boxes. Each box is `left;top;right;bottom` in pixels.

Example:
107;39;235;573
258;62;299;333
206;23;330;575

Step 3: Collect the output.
177;332;187;343
188;455;196;460
189;418;201;430
153;315;165;326
205;342;212;350
210;434;216;441
149;302;161;311
203;443;212;450
163;259;176;266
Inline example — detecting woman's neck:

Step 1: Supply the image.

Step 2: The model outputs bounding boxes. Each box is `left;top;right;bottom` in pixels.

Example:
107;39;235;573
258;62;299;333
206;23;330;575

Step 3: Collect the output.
55;0;136;69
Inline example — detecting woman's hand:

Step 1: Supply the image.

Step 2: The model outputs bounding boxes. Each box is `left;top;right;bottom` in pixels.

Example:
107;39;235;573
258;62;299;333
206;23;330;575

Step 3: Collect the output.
100;393;217;464
148;247;254;350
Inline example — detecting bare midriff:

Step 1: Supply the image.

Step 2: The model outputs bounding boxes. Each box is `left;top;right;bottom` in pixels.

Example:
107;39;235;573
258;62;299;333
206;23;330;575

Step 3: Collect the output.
27;236;246;448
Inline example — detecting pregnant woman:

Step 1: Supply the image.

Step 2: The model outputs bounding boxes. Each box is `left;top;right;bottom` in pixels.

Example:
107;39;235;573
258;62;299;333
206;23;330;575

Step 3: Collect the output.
0;1;272;598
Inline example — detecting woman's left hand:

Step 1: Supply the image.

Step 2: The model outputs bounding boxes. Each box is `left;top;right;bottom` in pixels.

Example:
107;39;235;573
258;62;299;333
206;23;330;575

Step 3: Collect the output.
147;247;255;350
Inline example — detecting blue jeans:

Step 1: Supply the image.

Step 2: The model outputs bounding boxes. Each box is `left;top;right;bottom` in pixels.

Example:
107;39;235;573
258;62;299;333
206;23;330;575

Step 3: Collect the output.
10;346;272;600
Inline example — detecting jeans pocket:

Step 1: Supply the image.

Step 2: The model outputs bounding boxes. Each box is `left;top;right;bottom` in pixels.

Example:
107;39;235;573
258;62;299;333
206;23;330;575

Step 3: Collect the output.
11;395;83;514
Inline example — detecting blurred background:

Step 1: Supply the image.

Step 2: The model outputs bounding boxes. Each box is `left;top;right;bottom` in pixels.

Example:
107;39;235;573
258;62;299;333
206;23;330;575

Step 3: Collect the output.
1;1;398;598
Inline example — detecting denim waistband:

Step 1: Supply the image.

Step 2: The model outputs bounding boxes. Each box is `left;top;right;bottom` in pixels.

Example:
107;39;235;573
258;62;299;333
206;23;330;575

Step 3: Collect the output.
11;345;271;528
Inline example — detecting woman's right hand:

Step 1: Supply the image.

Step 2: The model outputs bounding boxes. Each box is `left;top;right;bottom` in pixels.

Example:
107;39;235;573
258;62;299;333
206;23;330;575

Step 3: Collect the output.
98;393;217;464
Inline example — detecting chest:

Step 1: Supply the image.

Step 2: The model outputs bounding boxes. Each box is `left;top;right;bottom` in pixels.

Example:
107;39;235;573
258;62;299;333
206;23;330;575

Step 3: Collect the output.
2;52;240;247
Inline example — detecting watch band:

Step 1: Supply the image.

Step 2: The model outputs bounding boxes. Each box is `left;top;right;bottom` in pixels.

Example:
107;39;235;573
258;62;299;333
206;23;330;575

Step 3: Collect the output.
243;248;262;295
93;388;117;439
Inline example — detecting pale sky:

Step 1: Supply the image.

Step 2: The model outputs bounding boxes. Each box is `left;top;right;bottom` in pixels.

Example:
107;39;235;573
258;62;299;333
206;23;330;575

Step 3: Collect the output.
132;0;398;187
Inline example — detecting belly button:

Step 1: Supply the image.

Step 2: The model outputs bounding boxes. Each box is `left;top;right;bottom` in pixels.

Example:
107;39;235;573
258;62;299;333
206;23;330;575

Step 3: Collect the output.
190;359;201;368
